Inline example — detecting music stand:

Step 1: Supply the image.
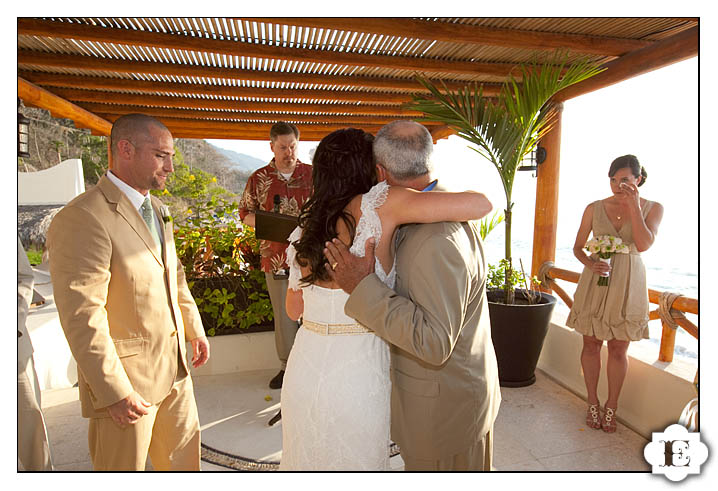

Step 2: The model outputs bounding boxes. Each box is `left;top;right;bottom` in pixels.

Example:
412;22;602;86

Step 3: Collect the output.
254;210;298;244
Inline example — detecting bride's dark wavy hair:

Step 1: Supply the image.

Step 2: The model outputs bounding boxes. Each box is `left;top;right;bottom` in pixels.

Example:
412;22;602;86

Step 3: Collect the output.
293;128;377;285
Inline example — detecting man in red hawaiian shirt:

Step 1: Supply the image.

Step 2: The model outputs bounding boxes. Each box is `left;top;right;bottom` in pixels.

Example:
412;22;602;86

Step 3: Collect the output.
239;122;313;389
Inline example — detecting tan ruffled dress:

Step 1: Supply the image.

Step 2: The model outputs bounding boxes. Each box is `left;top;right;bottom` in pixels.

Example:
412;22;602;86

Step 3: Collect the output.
566;199;655;341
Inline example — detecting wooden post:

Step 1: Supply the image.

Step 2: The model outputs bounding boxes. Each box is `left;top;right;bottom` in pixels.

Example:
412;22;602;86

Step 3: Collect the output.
531;103;564;291
658;321;677;363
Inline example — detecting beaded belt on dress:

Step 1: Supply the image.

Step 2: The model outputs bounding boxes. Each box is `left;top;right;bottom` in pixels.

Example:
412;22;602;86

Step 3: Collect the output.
301;319;372;335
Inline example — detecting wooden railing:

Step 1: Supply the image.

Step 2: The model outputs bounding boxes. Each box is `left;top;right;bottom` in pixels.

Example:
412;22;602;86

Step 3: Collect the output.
538;262;698;363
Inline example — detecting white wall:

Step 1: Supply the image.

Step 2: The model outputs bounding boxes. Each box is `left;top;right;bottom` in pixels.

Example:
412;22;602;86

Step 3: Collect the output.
19;158;85;205
189;331;280;377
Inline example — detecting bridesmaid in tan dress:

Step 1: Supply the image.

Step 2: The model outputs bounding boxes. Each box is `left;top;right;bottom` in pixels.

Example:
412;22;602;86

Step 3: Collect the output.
566;155;664;432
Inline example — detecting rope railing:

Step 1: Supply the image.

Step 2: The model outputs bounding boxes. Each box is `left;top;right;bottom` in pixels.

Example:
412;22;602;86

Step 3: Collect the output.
538;261;698;363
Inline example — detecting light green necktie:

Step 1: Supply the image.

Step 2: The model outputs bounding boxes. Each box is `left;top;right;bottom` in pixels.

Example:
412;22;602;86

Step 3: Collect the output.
140;197;162;252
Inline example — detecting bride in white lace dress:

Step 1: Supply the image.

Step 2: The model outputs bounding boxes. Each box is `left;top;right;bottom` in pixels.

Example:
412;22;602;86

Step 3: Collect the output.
279;128;492;471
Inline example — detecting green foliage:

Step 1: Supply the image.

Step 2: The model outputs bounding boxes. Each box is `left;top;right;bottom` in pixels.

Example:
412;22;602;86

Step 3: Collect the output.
175;195;272;336
487;259;524;290
26;248;43;266
479;211;504;241
409;51;603;303
152;146;228;200
80;135;109;185
487;259;543;305
194;287;237;336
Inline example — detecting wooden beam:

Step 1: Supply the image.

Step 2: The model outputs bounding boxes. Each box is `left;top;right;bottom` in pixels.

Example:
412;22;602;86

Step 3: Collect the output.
18;18;519;77
169;128;343;141
248;18;653;56
45;88;423;116
17;77;112;136
74;102;426;125
97;113;387;135
22;71;457;105
531;104;564;287
428;124;456;142
18;49;480;93
555;26;698;102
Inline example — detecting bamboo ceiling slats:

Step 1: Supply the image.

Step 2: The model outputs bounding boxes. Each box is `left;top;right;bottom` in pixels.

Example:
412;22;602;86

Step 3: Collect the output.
17;17;698;141
250;17;651;56
17;50;483;92
17;18;522;77
19;72;429;104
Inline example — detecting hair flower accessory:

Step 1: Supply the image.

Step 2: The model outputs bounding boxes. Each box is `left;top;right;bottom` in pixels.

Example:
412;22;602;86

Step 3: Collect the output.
160;205;172;223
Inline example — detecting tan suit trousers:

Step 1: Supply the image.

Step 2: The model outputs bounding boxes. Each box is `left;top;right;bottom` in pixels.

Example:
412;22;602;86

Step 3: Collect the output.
87;375;200;471
17;356;53;471
401;429;493;471
264;273;299;370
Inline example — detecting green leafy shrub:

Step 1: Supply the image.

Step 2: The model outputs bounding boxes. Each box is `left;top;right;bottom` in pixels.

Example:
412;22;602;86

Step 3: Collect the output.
26;248;43;266
174;196;273;336
487;259;543;305
487;259;524;291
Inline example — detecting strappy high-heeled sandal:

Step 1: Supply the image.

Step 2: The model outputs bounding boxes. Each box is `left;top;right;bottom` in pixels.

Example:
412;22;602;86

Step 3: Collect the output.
586;403;602;430
602;407;617;433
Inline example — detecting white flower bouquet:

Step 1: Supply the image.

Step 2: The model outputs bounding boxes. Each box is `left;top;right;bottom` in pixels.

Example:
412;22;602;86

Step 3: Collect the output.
585;235;630;286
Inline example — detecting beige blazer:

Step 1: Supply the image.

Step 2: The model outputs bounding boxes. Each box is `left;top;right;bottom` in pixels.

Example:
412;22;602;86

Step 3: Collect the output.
18;236;35;368
345;219;501;461
48;176;204;418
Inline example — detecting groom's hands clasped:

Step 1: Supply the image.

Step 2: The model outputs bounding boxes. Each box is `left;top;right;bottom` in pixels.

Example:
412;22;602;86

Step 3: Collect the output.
324;238;375;294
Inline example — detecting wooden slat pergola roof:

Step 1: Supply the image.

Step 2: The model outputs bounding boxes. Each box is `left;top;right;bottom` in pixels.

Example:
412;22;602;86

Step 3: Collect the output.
17;17;698;141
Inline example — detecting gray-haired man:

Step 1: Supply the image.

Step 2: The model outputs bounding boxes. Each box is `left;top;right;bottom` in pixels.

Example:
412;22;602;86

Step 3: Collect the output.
325;120;501;471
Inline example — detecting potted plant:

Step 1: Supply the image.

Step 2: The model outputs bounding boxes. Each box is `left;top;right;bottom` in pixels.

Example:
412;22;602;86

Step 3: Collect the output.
410;51;604;386
484;259;557;386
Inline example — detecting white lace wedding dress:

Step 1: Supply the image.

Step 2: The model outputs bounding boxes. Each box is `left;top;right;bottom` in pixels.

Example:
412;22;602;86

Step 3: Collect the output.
279;181;395;471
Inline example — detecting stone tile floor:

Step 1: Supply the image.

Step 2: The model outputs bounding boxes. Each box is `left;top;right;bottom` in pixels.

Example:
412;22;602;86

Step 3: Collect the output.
36;368;650;472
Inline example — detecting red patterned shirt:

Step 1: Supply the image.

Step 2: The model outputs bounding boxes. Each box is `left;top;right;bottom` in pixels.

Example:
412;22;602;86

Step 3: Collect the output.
239;158;313;273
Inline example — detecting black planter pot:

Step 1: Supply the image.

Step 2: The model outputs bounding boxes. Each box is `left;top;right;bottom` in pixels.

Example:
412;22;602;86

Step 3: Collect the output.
487;289;557;388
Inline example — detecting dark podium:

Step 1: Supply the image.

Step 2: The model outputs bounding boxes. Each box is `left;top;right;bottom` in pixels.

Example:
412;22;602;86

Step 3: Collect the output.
254;210;298;244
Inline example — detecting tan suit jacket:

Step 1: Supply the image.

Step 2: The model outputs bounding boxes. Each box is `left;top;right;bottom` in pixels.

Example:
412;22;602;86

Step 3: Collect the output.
345;219;501;461
18;237;35;367
48;175;204;418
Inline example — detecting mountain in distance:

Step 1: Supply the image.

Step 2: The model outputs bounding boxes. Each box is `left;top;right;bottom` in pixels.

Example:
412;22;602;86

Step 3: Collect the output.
210;144;266;173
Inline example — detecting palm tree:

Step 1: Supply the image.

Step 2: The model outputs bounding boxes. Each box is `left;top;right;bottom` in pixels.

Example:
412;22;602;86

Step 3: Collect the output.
408;51;604;303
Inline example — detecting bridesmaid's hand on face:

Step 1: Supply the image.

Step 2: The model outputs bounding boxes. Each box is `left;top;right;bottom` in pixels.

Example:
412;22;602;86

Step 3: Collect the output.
618;182;640;208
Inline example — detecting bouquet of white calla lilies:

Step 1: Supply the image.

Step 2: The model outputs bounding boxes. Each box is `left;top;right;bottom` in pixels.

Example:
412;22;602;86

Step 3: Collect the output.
585;235;630;286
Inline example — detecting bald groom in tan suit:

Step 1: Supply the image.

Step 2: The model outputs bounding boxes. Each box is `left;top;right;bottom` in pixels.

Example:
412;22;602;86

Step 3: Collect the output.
48;114;210;471
326;121;501;471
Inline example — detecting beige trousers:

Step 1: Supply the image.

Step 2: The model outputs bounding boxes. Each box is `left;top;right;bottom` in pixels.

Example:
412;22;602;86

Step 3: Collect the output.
17;356;53;471
87;375;200;471
401;429;493;471
265;273;299;370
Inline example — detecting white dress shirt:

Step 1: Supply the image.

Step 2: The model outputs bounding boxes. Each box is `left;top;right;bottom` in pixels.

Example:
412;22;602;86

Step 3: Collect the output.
106;171;164;246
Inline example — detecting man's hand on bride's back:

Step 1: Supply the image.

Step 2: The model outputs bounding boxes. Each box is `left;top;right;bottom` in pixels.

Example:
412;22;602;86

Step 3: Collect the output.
324;238;375;294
